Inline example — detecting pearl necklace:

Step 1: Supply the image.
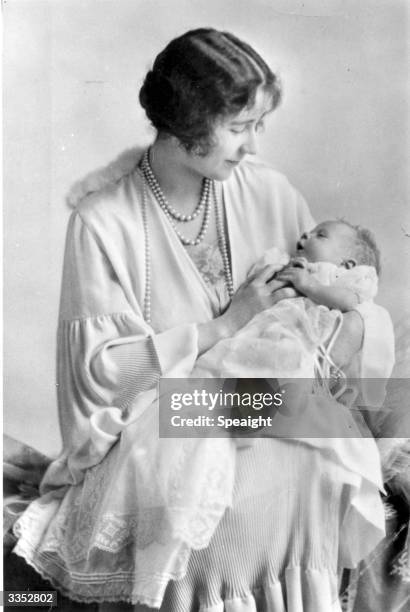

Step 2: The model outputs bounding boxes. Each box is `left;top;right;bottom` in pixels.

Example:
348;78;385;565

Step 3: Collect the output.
139;153;234;323
140;149;211;246
213;181;234;300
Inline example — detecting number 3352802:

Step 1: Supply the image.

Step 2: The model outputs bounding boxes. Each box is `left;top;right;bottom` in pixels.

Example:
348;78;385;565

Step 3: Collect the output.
4;591;57;606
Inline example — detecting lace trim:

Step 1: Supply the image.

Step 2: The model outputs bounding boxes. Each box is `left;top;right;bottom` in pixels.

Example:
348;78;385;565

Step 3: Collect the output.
14;438;235;581
185;240;229;313
13;538;340;609
185;240;225;287
13;540;176;607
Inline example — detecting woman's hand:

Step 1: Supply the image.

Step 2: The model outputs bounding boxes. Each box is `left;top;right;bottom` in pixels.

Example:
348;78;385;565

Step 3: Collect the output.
276;265;314;294
221;265;298;335
197;265;298;355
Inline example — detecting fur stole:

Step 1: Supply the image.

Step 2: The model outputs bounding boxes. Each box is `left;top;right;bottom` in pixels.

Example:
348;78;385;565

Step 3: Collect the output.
66;147;146;208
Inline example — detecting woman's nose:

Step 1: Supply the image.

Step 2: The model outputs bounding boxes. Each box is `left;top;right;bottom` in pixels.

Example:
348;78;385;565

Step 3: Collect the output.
240;128;257;155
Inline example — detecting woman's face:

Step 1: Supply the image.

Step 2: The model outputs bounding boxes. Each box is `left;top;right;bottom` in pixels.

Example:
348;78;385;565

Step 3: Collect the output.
182;87;273;181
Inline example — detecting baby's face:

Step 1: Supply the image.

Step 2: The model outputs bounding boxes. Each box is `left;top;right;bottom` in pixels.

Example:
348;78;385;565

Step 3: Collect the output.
296;221;356;265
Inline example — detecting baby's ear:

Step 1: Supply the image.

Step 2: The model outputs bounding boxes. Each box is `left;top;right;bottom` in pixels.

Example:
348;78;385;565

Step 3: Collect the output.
343;258;357;269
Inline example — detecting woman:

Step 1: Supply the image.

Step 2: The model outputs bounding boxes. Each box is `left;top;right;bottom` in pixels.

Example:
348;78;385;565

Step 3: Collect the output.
14;28;388;611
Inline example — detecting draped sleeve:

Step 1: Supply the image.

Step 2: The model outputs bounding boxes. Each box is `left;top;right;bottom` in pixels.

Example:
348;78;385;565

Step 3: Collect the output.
42;203;199;492
348;301;395;409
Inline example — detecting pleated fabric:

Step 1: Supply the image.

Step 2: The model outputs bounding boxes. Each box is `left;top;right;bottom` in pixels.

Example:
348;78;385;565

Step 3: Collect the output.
153;439;381;612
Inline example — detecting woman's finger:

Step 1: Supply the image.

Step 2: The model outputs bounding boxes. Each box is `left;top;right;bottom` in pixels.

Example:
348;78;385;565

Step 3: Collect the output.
275;271;293;282
271;287;298;304
266;278;288;291
251;265;279;285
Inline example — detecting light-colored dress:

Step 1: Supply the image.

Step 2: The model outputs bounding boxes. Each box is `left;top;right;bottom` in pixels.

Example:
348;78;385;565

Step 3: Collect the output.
13;149;391;611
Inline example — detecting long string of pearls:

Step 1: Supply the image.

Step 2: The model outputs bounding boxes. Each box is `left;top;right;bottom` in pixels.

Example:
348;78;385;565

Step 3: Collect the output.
213;181;234;300
141;179;152;323
140;149;212;246
139;153;234;323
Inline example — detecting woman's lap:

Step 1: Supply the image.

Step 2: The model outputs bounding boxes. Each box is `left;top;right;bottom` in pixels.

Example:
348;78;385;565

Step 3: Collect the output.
13;437;381;611
157;439;344;611
97;439;346;611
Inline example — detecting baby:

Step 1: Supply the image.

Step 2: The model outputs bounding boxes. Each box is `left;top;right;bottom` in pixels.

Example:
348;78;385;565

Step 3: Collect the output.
263;219;378;376
194;219;391;402
264;219;379;316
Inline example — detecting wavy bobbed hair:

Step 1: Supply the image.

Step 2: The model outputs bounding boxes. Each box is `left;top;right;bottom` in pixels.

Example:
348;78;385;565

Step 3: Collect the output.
139;28;281;155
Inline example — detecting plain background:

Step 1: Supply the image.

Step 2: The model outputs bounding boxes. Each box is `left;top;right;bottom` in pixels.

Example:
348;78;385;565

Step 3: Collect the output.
3;0;409;456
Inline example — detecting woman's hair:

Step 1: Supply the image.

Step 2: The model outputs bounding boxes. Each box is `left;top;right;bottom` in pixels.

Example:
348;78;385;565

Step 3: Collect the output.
339;220;381;274
139;28;281;155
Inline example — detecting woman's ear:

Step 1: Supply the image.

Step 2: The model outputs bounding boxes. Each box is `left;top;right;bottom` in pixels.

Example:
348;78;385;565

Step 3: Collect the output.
343;258;357;269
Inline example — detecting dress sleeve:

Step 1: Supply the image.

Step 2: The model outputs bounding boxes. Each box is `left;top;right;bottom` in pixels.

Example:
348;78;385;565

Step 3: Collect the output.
46;210;199;490
352;301;395;407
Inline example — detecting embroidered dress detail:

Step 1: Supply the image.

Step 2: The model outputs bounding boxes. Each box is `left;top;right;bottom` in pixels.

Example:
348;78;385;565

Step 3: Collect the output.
185;242;225;287
185;241;229;312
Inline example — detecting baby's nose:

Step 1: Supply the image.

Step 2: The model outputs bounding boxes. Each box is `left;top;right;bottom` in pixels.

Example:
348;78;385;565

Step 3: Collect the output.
296;232;308;251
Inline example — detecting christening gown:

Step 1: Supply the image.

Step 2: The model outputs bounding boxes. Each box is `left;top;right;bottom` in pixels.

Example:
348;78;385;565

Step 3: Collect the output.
194;249;392;387
13;149;393;611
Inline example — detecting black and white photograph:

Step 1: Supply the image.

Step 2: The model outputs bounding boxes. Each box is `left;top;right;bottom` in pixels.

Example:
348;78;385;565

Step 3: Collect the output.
3;1;410;610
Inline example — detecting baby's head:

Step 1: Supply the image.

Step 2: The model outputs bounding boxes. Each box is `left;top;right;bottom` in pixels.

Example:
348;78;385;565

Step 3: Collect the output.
296;220;381;273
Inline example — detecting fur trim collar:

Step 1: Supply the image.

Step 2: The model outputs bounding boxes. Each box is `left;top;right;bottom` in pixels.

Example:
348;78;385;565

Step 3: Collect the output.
66;147;146;207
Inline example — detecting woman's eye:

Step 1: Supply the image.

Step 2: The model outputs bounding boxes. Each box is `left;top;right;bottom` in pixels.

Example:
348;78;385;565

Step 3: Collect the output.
230;126;247;134
230;122;265;135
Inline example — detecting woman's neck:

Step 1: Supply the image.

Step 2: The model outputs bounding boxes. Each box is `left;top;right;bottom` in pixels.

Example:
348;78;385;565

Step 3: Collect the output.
149;137;203;213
